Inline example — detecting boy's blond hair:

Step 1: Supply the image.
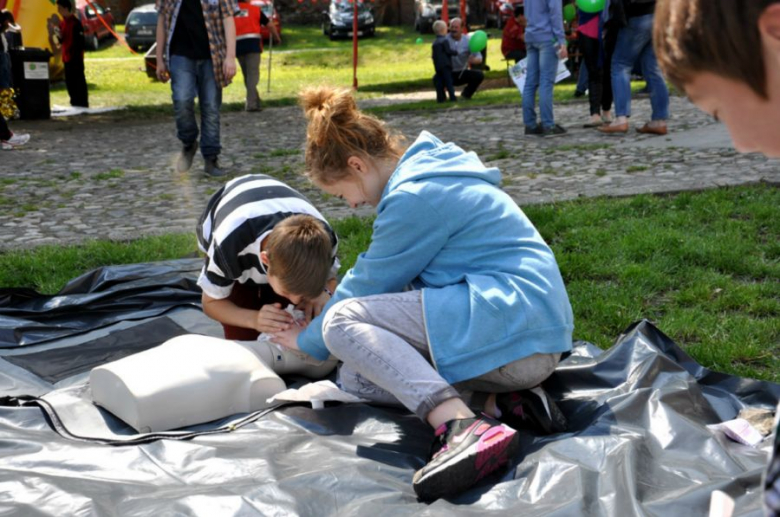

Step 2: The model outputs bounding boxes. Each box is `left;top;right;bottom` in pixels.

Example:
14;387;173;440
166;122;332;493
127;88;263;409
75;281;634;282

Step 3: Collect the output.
264;215;333;300
653;0;780;99
433;20;447;35
299;86;405;185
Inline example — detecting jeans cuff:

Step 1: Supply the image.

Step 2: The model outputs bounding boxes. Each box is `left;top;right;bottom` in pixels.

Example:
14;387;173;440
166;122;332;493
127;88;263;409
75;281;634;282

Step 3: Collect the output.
414;386;462;422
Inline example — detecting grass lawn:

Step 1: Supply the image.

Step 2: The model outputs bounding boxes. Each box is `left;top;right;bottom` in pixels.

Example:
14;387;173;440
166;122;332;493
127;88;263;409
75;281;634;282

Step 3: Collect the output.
59;23;629;114
2;185;777;383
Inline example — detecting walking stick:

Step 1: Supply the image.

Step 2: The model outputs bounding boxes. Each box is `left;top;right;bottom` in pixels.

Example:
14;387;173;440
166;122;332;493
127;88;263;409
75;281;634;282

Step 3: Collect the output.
267;4;274;94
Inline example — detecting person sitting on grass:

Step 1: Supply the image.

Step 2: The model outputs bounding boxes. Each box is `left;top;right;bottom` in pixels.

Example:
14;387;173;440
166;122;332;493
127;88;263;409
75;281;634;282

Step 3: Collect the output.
271;86;574;502
431;20;458;103
653;1;780;513
502;4;527;63
196;174;340;340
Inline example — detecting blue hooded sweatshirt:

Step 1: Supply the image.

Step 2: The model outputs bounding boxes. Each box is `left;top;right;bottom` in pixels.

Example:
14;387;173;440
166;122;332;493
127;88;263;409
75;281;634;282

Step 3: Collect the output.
297;131;574;384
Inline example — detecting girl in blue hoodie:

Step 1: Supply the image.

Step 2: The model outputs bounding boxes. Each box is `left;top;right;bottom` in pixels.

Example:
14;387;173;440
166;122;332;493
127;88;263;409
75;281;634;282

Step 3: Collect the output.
272;87;574;501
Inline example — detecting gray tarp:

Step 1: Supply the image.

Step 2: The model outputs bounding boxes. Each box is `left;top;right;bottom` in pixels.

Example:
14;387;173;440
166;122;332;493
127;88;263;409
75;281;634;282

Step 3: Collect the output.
0;260;777;515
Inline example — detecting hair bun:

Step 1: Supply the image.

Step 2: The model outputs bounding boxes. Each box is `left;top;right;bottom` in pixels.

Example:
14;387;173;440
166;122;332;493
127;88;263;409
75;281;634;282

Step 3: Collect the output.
300;87;336;120
300;86;359;147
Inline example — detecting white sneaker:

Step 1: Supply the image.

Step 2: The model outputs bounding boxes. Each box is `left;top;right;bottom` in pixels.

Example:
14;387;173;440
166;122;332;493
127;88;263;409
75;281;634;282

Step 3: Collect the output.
1;141;11;150
1;132;30;148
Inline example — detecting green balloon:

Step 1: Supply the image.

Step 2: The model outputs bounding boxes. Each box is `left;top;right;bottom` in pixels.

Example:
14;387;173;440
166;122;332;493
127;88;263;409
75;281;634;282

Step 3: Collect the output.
563;3;576;22
575;0;604;14
468;30;488;53
416;37;423;44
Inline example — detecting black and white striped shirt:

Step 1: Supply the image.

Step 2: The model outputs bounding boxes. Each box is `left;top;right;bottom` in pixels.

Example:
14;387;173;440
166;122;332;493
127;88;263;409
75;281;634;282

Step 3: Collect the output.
196;174;339;299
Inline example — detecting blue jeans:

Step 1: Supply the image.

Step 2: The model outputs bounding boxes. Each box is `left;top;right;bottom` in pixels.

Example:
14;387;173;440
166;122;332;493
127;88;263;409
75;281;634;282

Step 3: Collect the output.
522;40;558;130
169;54;222;158
611;14;669;120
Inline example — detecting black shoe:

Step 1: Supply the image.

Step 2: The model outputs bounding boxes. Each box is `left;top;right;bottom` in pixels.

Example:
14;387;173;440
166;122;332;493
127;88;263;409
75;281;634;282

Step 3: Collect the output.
412;415;519;502
204;156;227;177
496;386;568;435
541;124;567;137
177;142;198;173
574;89;586;98
460;93;473;100
524;125;543;136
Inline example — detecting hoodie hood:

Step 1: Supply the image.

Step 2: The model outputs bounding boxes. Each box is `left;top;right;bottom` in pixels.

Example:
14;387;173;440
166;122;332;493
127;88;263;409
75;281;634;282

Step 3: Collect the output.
383;131;501;198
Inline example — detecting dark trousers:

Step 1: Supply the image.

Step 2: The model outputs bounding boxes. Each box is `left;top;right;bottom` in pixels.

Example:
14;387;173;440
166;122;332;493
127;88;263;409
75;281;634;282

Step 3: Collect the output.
221;282;292;341
504;49;526;63
433;67;456;102
581;29;617;115
452;69;484;99
64;59;89;108
0;116;10;141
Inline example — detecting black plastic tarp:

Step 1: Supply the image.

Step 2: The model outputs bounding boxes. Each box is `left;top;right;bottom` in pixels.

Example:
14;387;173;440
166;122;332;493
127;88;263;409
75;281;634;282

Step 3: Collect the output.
0;260;777;515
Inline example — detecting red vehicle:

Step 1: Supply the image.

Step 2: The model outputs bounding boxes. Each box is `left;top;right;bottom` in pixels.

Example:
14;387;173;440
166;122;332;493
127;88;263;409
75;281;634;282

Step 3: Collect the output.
76;0;116;50
484;0;522;29
250;0;282;43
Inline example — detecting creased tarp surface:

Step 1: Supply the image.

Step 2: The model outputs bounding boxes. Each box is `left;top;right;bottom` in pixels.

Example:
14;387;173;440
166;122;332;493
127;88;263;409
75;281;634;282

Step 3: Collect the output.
0;261;777;516
0;259;203;348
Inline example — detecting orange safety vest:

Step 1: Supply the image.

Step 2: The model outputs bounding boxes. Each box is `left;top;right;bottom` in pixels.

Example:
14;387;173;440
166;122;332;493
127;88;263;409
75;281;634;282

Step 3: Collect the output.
235;2;262;40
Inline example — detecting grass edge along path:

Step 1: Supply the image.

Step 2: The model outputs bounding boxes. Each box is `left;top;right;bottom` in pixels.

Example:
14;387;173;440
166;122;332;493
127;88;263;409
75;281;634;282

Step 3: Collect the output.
1;184;777;383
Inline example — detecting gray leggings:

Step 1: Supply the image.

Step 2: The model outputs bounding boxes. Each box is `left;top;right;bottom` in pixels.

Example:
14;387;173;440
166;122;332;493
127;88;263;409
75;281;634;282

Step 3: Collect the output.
322;291;560;421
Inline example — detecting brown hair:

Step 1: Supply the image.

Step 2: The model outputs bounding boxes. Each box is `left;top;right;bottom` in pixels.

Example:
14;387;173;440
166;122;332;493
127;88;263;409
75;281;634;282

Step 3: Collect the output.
653;0;780;99
264;215;333;300
299;86;404;185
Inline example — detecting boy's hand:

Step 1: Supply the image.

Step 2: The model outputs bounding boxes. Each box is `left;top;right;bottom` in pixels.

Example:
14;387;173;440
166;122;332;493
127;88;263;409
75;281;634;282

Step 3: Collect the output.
297;291;331;323
223;57;237;83
255;303;294;333
156;59;170;83
269;325;302;351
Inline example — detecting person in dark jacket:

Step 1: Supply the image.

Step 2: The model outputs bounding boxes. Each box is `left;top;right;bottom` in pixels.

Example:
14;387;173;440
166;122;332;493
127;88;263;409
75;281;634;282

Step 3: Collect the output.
431;20;457;103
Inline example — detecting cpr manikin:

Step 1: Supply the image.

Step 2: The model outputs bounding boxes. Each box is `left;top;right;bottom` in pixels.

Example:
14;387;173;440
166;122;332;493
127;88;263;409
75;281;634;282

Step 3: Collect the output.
90;317;338;433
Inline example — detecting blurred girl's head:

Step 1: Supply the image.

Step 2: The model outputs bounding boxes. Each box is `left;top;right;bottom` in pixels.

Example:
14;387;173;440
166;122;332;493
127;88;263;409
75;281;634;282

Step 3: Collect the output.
299;86;404;207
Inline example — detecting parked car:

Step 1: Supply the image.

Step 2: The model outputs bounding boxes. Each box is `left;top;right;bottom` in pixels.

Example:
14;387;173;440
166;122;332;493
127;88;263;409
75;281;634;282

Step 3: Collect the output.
322;0;375;40
414;0;468;33
76;0;116;50
250;0;283;43
125;3;157;51
484;0;522;28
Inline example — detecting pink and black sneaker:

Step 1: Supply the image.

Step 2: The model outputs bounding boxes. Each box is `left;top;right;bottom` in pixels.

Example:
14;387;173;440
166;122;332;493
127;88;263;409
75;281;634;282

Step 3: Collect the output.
412;415;519;501
496;386;568;435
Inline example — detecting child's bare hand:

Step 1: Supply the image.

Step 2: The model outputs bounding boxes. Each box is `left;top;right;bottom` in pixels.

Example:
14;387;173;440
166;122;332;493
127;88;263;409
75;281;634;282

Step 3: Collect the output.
296;291;331;322
269;325;302;351
255;303;294;333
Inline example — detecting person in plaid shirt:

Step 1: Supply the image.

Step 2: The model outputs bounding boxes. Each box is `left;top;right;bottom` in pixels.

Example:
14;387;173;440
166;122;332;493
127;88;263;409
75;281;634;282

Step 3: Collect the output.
155;0;239;177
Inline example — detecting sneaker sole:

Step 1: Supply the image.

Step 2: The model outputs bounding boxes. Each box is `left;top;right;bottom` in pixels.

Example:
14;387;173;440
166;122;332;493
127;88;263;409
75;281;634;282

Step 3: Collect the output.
413;424;519;501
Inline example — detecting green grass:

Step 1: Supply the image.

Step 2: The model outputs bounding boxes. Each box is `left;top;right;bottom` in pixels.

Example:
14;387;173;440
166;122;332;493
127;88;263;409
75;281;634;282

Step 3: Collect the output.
1;185;777;382
68;24;456;111
94;168;125;180
66;24;651;115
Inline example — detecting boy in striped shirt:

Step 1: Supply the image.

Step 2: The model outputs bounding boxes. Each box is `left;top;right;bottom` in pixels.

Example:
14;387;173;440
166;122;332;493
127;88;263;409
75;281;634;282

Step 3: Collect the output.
196;174;339;339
